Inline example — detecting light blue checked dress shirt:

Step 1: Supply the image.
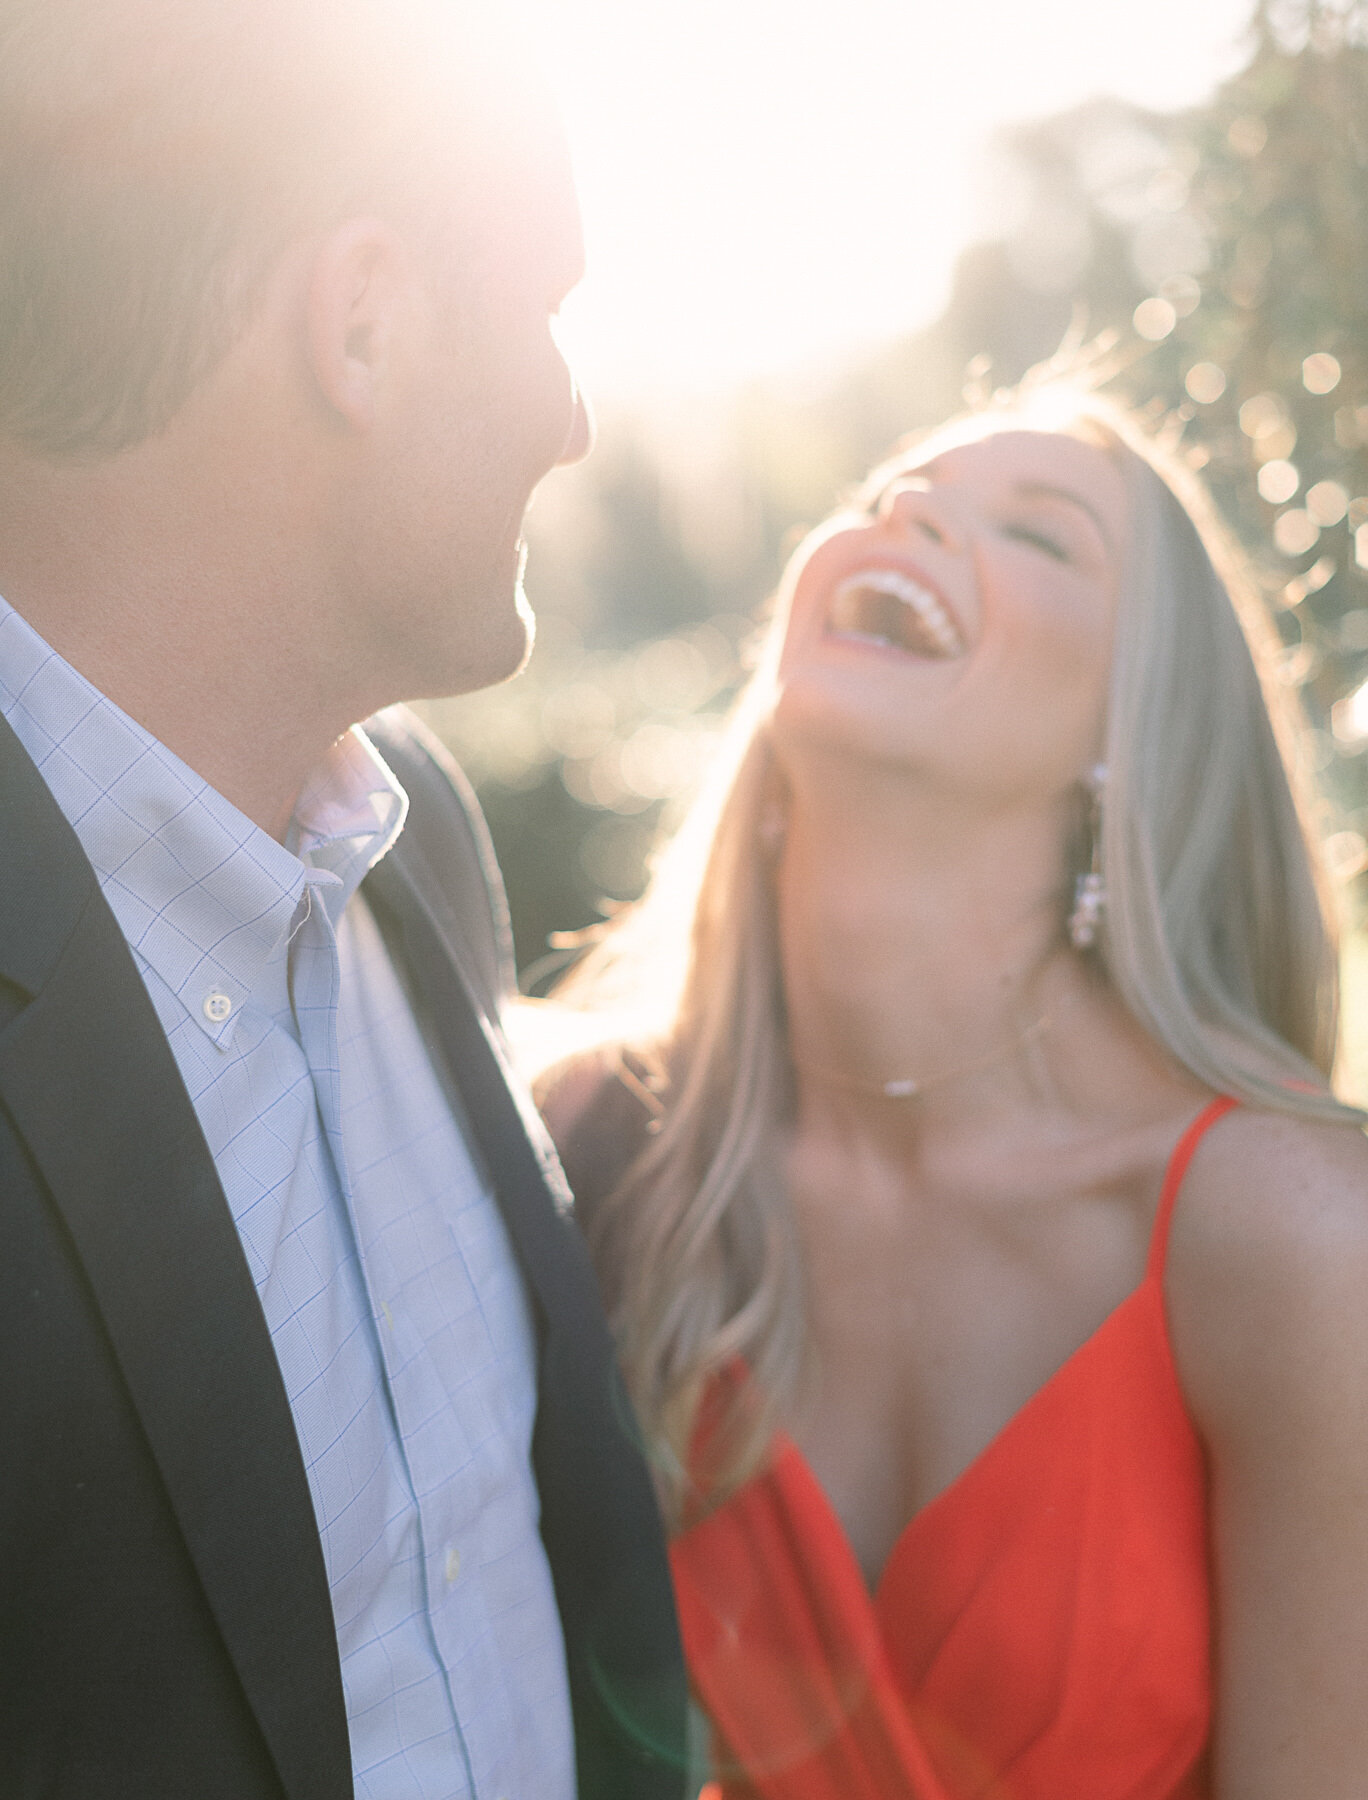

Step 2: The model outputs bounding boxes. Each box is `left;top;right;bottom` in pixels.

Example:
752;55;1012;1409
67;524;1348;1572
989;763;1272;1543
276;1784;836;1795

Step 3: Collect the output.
0;597;575;1800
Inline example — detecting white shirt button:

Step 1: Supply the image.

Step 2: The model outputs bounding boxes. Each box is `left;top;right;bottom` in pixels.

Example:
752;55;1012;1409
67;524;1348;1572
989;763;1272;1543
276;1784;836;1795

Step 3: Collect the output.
202;991;233;1024
444;1546;461;1585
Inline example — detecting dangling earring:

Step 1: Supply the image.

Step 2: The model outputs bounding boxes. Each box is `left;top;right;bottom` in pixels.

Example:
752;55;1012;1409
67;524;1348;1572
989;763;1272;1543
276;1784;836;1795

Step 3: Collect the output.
1067;763;1107;950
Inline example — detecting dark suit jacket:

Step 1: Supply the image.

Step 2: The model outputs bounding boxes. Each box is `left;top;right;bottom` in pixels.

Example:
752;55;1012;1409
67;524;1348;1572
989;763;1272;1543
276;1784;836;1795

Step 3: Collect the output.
0;703;685;1800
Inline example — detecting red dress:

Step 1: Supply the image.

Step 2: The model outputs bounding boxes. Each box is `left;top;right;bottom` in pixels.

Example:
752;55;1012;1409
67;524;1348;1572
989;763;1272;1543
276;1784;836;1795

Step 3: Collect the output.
670;1097;1236;1800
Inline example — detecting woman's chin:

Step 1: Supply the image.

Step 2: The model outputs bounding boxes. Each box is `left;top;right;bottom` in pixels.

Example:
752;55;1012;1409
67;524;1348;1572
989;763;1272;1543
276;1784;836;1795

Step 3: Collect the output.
771;669;934;766
769;698;939;794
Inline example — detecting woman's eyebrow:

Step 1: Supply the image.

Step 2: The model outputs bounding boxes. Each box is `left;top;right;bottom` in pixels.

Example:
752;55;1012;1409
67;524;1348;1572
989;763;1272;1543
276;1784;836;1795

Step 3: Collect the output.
1014;481;1112;548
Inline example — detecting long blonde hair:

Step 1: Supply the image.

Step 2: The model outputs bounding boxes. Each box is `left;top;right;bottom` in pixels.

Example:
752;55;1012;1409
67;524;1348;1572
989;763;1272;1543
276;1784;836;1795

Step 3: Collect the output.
551;386;1357;1518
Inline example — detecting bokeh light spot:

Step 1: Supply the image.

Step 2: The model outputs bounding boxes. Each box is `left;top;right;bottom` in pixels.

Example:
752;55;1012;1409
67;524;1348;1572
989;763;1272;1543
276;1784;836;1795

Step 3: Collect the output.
1239;393;1288;439
1274;509;1320;557
1332;679;1368;745
1258;460;1299;505
1256;423;1298;463
1282;556;1336;608
1305;555;1337;593
1184;362;1226;404
1302;352;1342;395
1132;296;1176;340
1307;480;1349;527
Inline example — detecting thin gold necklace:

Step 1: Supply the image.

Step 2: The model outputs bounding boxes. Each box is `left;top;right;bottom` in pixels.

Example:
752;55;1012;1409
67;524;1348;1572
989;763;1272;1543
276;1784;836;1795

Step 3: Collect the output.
792;1010;1054;1100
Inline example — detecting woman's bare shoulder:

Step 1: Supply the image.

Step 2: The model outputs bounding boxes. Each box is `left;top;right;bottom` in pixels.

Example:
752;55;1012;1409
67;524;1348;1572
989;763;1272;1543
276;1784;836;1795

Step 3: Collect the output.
535;1041;663;1243
1174;1104;1368;1269
534;1043;619;1138
1167;1104;1368;1439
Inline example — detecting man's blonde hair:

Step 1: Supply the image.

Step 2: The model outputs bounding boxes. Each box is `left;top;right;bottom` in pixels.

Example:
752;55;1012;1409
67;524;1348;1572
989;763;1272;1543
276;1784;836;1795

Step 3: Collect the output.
0;0;521;455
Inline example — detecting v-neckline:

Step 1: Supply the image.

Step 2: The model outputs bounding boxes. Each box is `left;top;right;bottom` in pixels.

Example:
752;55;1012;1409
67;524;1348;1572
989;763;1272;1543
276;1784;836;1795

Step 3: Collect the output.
770;1095;1237;1599
774;1274;1161;1601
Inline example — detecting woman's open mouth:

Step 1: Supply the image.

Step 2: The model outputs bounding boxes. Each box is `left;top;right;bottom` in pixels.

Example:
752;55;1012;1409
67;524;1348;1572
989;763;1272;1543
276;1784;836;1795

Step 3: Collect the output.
827;568;964;659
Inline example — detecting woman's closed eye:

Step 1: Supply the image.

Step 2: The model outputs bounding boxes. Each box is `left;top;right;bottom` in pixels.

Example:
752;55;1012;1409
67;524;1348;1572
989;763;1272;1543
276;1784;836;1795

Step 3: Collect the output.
1003;521;1070;561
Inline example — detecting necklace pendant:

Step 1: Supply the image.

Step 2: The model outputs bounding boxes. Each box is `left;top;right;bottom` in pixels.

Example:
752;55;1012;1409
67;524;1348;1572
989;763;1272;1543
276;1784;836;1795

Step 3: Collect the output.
883;1077;919;1099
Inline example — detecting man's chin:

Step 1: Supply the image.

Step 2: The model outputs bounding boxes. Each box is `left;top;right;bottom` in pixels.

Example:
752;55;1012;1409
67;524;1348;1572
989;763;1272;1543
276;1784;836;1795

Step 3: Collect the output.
509;580;536;677
487;581;536;686
417;587;533;703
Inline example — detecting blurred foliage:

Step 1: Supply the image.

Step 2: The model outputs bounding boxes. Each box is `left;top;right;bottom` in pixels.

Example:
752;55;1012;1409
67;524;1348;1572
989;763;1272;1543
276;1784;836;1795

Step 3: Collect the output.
422;0;1368;978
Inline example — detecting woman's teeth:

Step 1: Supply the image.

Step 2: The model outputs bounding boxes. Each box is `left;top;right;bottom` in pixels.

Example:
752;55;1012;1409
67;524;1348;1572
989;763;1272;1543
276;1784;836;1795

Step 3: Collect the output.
828;569;965;658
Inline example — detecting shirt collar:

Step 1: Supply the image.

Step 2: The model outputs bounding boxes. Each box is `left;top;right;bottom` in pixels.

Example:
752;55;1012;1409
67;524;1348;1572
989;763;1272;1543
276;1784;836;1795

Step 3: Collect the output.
289;729;408;922
0;596;408;1049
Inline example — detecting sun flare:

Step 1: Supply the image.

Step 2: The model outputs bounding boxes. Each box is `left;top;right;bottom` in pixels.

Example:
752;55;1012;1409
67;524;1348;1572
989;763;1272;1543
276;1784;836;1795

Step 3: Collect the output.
524;0;1250;401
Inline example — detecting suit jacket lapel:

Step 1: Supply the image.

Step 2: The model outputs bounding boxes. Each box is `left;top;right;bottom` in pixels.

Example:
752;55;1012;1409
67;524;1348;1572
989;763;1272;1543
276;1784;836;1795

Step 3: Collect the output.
364;845;601;1338
366;837;688;1798
0;713;349;1800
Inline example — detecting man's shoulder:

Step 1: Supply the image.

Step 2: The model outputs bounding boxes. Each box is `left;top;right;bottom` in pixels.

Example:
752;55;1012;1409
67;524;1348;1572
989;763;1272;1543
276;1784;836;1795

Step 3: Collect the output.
362;703;482;827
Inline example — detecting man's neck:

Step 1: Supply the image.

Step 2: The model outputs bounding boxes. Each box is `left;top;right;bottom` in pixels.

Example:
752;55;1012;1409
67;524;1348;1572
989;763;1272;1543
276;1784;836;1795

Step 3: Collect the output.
0;573;346;843
0;400;360;840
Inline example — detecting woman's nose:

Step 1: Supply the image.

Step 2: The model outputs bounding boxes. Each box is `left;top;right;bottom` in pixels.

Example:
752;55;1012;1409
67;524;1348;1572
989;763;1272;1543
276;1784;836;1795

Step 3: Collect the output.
878;478;961;551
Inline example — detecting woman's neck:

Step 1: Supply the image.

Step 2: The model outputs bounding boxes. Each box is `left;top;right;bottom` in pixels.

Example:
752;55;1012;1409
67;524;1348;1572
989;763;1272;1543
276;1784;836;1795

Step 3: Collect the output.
774;770;1116;1145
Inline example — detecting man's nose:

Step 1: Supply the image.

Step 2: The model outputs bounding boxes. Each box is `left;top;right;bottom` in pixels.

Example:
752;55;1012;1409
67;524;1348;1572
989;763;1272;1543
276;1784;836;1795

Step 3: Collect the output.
879;478;961;552
557;383;595;468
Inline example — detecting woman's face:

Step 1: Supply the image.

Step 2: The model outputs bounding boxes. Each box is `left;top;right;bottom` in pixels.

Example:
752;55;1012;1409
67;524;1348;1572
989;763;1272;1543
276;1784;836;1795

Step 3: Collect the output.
769;426;1131;806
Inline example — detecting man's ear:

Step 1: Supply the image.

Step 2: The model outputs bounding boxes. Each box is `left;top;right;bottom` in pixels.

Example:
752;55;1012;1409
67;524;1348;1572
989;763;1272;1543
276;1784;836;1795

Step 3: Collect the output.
303;217;411;430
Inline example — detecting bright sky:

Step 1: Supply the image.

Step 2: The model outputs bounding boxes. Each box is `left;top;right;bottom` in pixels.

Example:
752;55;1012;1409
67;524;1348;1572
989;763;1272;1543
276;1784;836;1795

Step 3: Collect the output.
523;0;1253;401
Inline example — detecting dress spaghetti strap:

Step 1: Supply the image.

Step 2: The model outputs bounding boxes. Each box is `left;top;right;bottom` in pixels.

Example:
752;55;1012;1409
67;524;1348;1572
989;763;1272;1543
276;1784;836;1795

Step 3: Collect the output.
1145;1096;1239;1282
